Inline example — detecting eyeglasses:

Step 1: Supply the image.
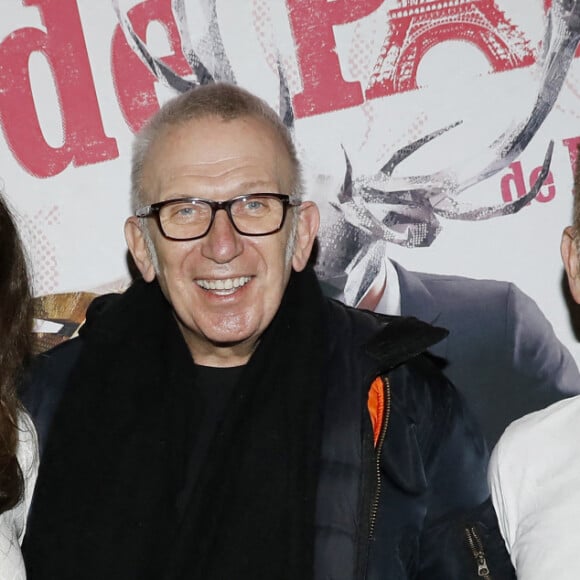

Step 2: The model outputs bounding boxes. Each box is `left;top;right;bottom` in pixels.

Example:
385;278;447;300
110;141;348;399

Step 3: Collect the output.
135;193;299;241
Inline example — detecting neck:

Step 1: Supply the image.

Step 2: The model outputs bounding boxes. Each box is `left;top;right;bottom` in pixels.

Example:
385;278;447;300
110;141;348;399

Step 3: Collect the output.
178;323;257;368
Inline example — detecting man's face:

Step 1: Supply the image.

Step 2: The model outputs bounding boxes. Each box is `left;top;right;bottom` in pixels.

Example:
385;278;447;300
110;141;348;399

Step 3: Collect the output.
126;115;318;366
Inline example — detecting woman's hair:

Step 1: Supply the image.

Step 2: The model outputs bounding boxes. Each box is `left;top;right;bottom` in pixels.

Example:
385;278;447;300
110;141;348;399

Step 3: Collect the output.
0;195;33;513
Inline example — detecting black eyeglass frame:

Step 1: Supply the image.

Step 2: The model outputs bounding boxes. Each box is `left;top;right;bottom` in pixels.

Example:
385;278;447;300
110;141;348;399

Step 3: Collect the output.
135;193;300;241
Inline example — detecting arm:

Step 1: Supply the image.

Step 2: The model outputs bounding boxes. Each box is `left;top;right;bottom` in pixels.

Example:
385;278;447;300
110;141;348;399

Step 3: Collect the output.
16;412;39;542
506;283;579;396
487;397;580;580
488;435;517;561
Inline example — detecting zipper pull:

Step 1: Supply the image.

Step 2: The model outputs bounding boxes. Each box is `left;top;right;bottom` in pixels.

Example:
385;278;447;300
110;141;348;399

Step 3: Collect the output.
465;526;492;579
475;553;490;577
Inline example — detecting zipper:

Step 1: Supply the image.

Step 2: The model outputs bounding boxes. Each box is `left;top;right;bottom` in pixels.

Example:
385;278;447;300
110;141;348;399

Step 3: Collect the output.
465;525;492;579
368;376;391;541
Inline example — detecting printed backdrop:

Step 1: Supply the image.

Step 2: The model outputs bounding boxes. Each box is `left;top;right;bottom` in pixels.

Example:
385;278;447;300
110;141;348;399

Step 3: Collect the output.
1;0;580;361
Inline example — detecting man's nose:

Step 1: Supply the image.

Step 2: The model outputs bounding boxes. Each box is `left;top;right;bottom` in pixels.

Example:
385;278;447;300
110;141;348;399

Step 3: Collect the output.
200;208;243;263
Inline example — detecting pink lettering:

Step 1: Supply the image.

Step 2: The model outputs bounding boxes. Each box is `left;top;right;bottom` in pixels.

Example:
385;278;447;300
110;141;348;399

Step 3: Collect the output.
562;136;580;180
501;162;526;202
287;0;383;117
501;160;556;204
111;0;192;133
530;166;555;203
0;0;118;178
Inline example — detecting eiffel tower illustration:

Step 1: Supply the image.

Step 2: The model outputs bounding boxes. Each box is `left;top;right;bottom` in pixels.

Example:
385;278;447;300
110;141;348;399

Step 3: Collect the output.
366;0;536;98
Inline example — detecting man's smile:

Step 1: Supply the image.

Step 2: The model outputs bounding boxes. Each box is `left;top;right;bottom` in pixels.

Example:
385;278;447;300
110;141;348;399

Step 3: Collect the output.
195;276;252;293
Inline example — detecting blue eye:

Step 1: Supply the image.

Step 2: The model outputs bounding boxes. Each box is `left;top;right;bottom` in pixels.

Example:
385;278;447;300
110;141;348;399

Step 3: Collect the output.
236;197;275;216
246;200;265;211
165;201;208;224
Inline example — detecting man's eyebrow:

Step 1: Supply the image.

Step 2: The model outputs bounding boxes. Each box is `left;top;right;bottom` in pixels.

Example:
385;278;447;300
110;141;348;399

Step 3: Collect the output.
237;179;277;191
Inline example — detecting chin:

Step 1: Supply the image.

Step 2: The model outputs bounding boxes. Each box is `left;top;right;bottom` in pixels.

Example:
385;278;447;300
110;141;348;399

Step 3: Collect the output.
206;327;255;346
210;336;250;348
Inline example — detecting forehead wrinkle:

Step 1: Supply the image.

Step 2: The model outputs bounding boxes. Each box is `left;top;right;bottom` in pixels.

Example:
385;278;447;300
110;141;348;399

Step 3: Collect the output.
143;117;293;201
157;169;280;202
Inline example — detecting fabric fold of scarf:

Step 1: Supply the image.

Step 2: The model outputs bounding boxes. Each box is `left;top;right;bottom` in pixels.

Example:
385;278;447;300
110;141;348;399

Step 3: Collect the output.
23;268;328;580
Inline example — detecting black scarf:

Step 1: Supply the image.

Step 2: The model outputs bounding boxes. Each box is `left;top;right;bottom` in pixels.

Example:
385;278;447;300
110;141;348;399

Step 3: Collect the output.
24;268;328;580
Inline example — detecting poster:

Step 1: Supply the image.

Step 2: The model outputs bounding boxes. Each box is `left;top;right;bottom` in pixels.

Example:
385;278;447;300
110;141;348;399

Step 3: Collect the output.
1;0;579;365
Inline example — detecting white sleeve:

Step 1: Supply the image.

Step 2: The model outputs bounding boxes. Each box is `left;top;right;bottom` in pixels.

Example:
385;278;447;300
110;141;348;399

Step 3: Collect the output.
490;398;580;580
16;411;39;542
488;434;518;563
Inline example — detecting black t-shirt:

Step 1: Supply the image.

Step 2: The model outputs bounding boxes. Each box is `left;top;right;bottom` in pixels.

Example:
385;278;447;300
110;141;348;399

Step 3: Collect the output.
175;364;244;515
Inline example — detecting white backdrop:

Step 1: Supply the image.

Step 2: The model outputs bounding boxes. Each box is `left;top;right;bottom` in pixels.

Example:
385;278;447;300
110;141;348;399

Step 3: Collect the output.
1;0;580;362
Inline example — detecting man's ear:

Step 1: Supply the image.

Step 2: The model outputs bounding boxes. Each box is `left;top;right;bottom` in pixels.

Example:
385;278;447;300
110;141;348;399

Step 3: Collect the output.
561;226;580;303
291;201;320;272
125;217;156;282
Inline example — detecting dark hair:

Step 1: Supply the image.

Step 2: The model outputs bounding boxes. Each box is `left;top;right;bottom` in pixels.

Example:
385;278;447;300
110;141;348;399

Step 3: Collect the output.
131;82;303;211
0;195;32;512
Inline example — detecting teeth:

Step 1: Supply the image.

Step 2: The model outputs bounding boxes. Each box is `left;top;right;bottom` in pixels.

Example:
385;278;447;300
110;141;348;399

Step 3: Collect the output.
196;276;251;291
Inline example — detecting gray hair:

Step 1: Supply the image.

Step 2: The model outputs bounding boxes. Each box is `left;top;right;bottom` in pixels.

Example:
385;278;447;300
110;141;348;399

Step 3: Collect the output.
132;84;304;271
130;82;304;213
